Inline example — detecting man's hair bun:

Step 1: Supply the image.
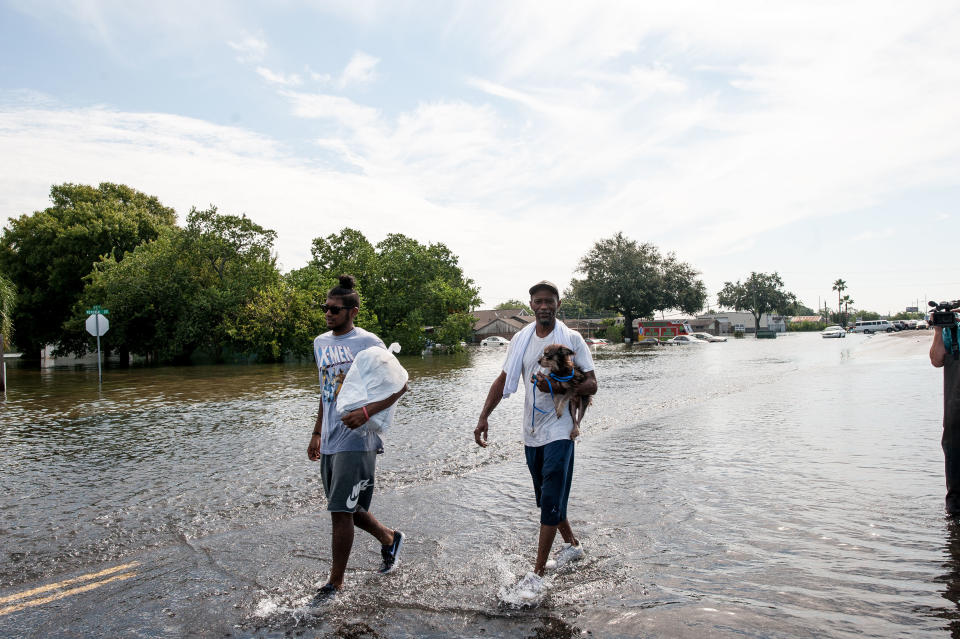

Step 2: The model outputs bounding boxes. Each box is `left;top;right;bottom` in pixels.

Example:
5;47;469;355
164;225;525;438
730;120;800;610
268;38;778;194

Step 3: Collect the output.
328;274;360;307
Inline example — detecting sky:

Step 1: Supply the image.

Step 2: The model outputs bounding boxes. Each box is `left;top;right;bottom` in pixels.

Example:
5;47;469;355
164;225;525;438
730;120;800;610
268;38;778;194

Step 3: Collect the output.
1;1;958;315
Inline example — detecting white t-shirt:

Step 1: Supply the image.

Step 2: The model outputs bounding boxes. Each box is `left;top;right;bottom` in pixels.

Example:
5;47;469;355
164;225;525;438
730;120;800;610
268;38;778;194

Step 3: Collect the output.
504;326;595;447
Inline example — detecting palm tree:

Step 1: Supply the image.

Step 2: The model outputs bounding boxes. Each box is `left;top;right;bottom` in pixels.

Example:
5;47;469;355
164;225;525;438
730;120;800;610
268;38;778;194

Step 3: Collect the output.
841;295;854;326
832;279;847;326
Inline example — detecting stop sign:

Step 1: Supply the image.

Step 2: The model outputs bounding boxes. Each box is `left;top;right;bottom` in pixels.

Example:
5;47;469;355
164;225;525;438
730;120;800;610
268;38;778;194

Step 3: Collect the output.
85;313;110;337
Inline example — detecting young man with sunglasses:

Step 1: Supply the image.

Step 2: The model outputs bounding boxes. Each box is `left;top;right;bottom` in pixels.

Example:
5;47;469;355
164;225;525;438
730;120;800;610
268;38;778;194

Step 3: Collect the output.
475;280;597;601
307;275;408;603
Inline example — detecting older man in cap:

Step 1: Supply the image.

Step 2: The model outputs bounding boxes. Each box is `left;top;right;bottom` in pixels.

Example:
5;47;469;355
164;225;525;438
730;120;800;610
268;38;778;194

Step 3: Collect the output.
475;280;597;599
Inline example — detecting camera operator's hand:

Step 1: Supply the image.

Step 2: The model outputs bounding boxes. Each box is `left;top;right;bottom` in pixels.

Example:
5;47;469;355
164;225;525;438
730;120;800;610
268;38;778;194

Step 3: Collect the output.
930;308;960;368
932;329;946;368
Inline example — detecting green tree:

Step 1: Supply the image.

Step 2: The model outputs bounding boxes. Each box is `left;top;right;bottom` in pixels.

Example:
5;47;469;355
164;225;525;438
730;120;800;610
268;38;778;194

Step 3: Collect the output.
433;312;476;350
368;234;480;353
832;278;848;327
309;227;377;280
571;232;706;341
180;206;279;360
841;295;854;326
75;207;280;363
225;276;323;362
892;310;925;320
286;265;380;334
304;229;480;354
717;272;797;336
784;300;816;316
495;299;533;315
558;287;615;320
0;183;176;357
596;318;623;342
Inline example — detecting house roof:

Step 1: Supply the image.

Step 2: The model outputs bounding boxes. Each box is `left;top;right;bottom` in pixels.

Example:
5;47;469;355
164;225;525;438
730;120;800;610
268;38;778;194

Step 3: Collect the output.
475;316;532;332
472;308;533;331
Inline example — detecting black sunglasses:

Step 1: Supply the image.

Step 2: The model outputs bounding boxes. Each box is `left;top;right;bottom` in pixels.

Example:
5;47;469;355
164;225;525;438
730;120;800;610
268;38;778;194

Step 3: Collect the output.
321;303;355;314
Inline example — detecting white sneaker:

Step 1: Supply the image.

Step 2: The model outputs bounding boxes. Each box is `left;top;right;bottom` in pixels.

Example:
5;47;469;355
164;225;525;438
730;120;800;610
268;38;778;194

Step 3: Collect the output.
513;571;544;601
549;542;585;570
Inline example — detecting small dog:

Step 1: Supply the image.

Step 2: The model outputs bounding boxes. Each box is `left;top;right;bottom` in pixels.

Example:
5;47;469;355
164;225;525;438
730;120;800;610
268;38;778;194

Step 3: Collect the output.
534;343;591;439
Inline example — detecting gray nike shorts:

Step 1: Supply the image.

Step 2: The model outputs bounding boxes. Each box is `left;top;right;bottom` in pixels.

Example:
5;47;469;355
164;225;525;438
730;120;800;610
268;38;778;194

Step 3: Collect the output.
320;451;377;513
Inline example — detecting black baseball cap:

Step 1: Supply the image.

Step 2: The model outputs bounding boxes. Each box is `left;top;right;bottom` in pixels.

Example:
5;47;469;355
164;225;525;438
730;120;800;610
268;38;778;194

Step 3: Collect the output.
529;280;560;298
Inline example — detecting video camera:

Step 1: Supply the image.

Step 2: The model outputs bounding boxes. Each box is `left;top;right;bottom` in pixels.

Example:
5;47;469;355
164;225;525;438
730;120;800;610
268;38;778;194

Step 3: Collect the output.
929;300;960;328
931;300;960;361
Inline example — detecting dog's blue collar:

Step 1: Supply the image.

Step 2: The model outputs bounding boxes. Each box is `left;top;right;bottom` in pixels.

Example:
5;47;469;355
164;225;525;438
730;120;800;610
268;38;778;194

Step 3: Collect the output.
530;371;574;432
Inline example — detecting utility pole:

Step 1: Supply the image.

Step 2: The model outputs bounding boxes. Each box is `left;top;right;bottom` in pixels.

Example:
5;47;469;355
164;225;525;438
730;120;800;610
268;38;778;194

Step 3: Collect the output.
0;333;5;393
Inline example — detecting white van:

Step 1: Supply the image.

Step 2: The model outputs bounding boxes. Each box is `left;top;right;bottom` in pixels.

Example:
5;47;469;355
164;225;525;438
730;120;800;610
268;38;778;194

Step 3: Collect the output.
851;319;894;334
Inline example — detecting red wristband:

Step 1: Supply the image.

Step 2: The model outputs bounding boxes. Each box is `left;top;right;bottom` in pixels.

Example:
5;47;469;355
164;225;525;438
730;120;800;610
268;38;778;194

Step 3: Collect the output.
362;406;370;420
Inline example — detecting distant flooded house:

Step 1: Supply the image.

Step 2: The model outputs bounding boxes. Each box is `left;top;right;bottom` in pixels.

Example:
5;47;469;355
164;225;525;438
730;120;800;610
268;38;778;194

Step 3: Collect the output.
471;308;534;343
689;317;722;335
561;317;605;338
697;312;787;334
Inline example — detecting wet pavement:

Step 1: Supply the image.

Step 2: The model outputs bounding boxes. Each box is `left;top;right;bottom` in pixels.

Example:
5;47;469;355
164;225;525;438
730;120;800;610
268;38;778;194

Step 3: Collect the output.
1;332;956;637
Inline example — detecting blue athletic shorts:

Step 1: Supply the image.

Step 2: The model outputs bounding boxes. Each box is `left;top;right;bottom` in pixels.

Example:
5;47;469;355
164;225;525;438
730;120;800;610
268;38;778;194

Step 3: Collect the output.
524;439;575;526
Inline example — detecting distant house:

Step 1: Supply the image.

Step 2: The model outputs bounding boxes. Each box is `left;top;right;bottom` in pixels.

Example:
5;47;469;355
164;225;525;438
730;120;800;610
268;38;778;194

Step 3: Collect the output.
689;317;721;335
471;308;534;343
697;312;788;334
561;317;605;337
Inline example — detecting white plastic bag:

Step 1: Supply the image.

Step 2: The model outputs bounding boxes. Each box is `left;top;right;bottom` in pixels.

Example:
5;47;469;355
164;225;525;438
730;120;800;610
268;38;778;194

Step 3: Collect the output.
336;343;408;434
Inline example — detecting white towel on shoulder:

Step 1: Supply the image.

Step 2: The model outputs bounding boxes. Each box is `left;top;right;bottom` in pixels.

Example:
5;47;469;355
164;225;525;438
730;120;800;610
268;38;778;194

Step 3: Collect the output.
502;320;577;398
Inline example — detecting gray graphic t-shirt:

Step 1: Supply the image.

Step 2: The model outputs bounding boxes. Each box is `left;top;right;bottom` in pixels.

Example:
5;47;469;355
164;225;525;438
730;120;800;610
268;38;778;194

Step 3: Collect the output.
313;327;385;454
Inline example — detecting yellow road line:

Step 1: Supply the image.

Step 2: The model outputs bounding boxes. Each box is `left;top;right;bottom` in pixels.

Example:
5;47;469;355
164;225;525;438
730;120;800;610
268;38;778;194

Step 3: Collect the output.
0;562;139;606
0;572;137;617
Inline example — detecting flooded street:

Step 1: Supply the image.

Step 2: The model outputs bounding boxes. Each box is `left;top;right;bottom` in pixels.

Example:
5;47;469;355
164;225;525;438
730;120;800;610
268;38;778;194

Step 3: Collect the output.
1;332;955;638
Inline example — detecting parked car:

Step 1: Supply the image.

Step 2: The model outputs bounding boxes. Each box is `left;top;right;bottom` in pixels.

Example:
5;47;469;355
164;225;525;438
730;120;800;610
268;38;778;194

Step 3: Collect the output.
666;335;707;345
891;320;906;331
585;337;609;345
905;320;918;329
691;332;727;342
850;319;895;334
820;325;847;338
480;336;510;346
916;319;929;329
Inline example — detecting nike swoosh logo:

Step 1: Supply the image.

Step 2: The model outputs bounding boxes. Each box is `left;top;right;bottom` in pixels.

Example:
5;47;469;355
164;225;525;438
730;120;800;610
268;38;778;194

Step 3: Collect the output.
345;479;370;510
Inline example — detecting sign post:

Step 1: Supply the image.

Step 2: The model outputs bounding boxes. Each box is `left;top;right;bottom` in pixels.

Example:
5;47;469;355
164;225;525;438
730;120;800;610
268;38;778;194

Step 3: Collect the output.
85;306;110;386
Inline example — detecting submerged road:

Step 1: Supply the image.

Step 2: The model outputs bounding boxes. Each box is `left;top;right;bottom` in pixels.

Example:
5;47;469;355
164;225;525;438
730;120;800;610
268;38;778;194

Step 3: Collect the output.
1;480;595;638
3;332;956;638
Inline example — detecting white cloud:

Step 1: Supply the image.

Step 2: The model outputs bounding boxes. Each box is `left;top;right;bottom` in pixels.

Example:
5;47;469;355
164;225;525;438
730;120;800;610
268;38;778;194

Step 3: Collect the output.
306;66;332;84
852;228;897;243
228;33;267;63
282;92;381;131
338;51;379;88
4;2;960;309
256;67;304;87
0;104;502;285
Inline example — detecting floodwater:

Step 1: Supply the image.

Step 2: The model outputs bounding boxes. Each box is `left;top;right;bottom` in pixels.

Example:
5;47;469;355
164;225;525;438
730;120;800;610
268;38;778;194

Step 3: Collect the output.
0;332;955;638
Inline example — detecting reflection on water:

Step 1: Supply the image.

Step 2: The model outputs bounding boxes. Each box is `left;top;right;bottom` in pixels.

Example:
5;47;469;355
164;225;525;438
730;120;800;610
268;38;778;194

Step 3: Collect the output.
0;333;953;637
929;521;960;637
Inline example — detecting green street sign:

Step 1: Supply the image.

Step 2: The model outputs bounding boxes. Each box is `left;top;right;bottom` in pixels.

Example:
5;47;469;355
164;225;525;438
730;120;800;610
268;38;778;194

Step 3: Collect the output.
86;306;109;315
